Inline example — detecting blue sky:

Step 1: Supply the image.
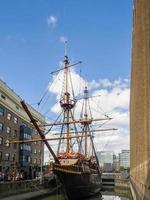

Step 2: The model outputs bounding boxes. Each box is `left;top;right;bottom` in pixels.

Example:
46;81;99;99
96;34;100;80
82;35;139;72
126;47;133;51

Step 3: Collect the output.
0;0;133;155
0;0;132;105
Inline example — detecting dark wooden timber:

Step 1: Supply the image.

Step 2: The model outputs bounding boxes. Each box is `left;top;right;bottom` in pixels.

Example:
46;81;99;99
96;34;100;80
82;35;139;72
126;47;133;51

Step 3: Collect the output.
40;117;112;127
21;100;60;164
10;134;91;144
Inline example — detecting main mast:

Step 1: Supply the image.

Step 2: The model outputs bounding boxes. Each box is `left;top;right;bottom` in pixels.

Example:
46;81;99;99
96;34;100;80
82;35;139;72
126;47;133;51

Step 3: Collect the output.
60;43;76;154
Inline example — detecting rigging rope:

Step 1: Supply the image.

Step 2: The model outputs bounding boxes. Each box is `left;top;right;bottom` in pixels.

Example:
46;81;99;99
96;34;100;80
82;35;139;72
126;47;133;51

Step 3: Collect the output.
45;111;63;135
91;98;110;118
68;68;75;98
57;111;66;154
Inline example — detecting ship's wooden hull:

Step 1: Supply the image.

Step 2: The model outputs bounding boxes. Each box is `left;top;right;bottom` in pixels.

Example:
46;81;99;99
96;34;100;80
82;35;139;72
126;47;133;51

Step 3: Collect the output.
53;165;102;200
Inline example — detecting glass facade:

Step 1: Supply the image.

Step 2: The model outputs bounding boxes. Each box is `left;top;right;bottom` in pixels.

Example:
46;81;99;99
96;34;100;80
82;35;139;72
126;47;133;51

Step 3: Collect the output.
0;137;2;145
0;107;4;116
19;125;32;167
0;123;3;131
119;150;130;168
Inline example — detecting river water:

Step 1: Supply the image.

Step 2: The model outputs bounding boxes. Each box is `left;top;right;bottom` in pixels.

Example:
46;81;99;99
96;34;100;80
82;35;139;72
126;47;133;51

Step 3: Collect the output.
39;192;132;200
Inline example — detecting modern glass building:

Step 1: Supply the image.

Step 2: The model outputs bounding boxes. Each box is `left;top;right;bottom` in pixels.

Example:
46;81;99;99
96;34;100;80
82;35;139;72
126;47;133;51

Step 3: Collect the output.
97;151;114;172
119;150;130;169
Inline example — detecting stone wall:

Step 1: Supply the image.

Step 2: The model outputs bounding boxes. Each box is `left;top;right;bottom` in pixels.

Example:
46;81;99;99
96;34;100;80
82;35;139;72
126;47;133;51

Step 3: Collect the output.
130;0;150;199
0;179;41;198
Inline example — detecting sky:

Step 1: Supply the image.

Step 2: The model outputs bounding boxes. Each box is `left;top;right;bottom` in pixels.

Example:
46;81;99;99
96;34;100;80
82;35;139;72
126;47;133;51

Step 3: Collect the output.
0;0;133;161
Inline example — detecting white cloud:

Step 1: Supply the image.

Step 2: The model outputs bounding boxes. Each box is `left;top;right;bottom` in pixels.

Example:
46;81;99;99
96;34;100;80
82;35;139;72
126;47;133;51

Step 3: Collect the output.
48;69;87;114
59;36;68;43
91;87;130;114
94;128;129;154
44;131;62;163
47;15;57;27
89;78;129;90
43;71;130;162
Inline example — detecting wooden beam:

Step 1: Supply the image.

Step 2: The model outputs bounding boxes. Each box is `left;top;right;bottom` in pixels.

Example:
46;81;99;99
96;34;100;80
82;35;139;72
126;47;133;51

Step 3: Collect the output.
10;134;87;144
10;128;117;144
21;100;60;164
40;118;112;127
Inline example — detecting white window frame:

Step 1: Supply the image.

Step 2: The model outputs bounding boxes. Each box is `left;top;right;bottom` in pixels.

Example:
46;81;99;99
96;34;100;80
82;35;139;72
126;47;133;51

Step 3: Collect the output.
7;113;11;120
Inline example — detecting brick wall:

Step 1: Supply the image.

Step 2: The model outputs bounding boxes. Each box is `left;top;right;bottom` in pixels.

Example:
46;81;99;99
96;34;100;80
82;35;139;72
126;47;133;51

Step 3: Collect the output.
130;0;150;199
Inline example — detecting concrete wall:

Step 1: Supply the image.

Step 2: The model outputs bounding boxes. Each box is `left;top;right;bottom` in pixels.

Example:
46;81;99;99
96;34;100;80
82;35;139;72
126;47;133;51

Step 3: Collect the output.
130;0;150;199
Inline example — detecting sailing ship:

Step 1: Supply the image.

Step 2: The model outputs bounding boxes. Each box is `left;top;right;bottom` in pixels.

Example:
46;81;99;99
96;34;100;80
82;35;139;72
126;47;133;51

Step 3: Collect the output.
51;54;103;200
18;44;116;200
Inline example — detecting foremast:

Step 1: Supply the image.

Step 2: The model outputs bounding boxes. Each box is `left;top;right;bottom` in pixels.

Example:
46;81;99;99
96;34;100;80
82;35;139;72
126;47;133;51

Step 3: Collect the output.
59;53;76;154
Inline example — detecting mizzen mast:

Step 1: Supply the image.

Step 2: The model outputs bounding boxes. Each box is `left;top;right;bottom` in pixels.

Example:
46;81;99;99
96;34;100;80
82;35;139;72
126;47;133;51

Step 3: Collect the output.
80;86;93;157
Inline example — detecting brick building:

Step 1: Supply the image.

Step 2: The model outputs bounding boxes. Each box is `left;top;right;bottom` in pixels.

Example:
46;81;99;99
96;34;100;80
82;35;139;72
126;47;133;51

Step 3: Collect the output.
130;0;150;199
0;79;45;179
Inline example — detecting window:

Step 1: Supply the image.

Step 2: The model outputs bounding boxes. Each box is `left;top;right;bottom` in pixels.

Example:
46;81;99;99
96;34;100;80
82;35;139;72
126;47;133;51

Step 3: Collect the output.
28;145;31;151
6;127;11;134
13;143;17;149
28;156;31;163
5;140;10;147
20;155;25;162
14;117;18;124
0;137;3;145
7;113;11;120
12;154;15;162
0;107;4;116
24;133;31;139
16;105;19;110
33;158;37;164
0;123;3;131
13;130;17;138
34;149;37;154
0;151;2;161
22;123;27;127
34;141;37;145
20;144;31;151
39;150;41;154
5;153;10;161
1;94;6;100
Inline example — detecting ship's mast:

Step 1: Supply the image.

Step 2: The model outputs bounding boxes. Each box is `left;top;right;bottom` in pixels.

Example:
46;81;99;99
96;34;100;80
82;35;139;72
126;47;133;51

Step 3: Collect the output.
60;42;76;154
65;55;70;153
84;86;88;157
80;86;92;157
